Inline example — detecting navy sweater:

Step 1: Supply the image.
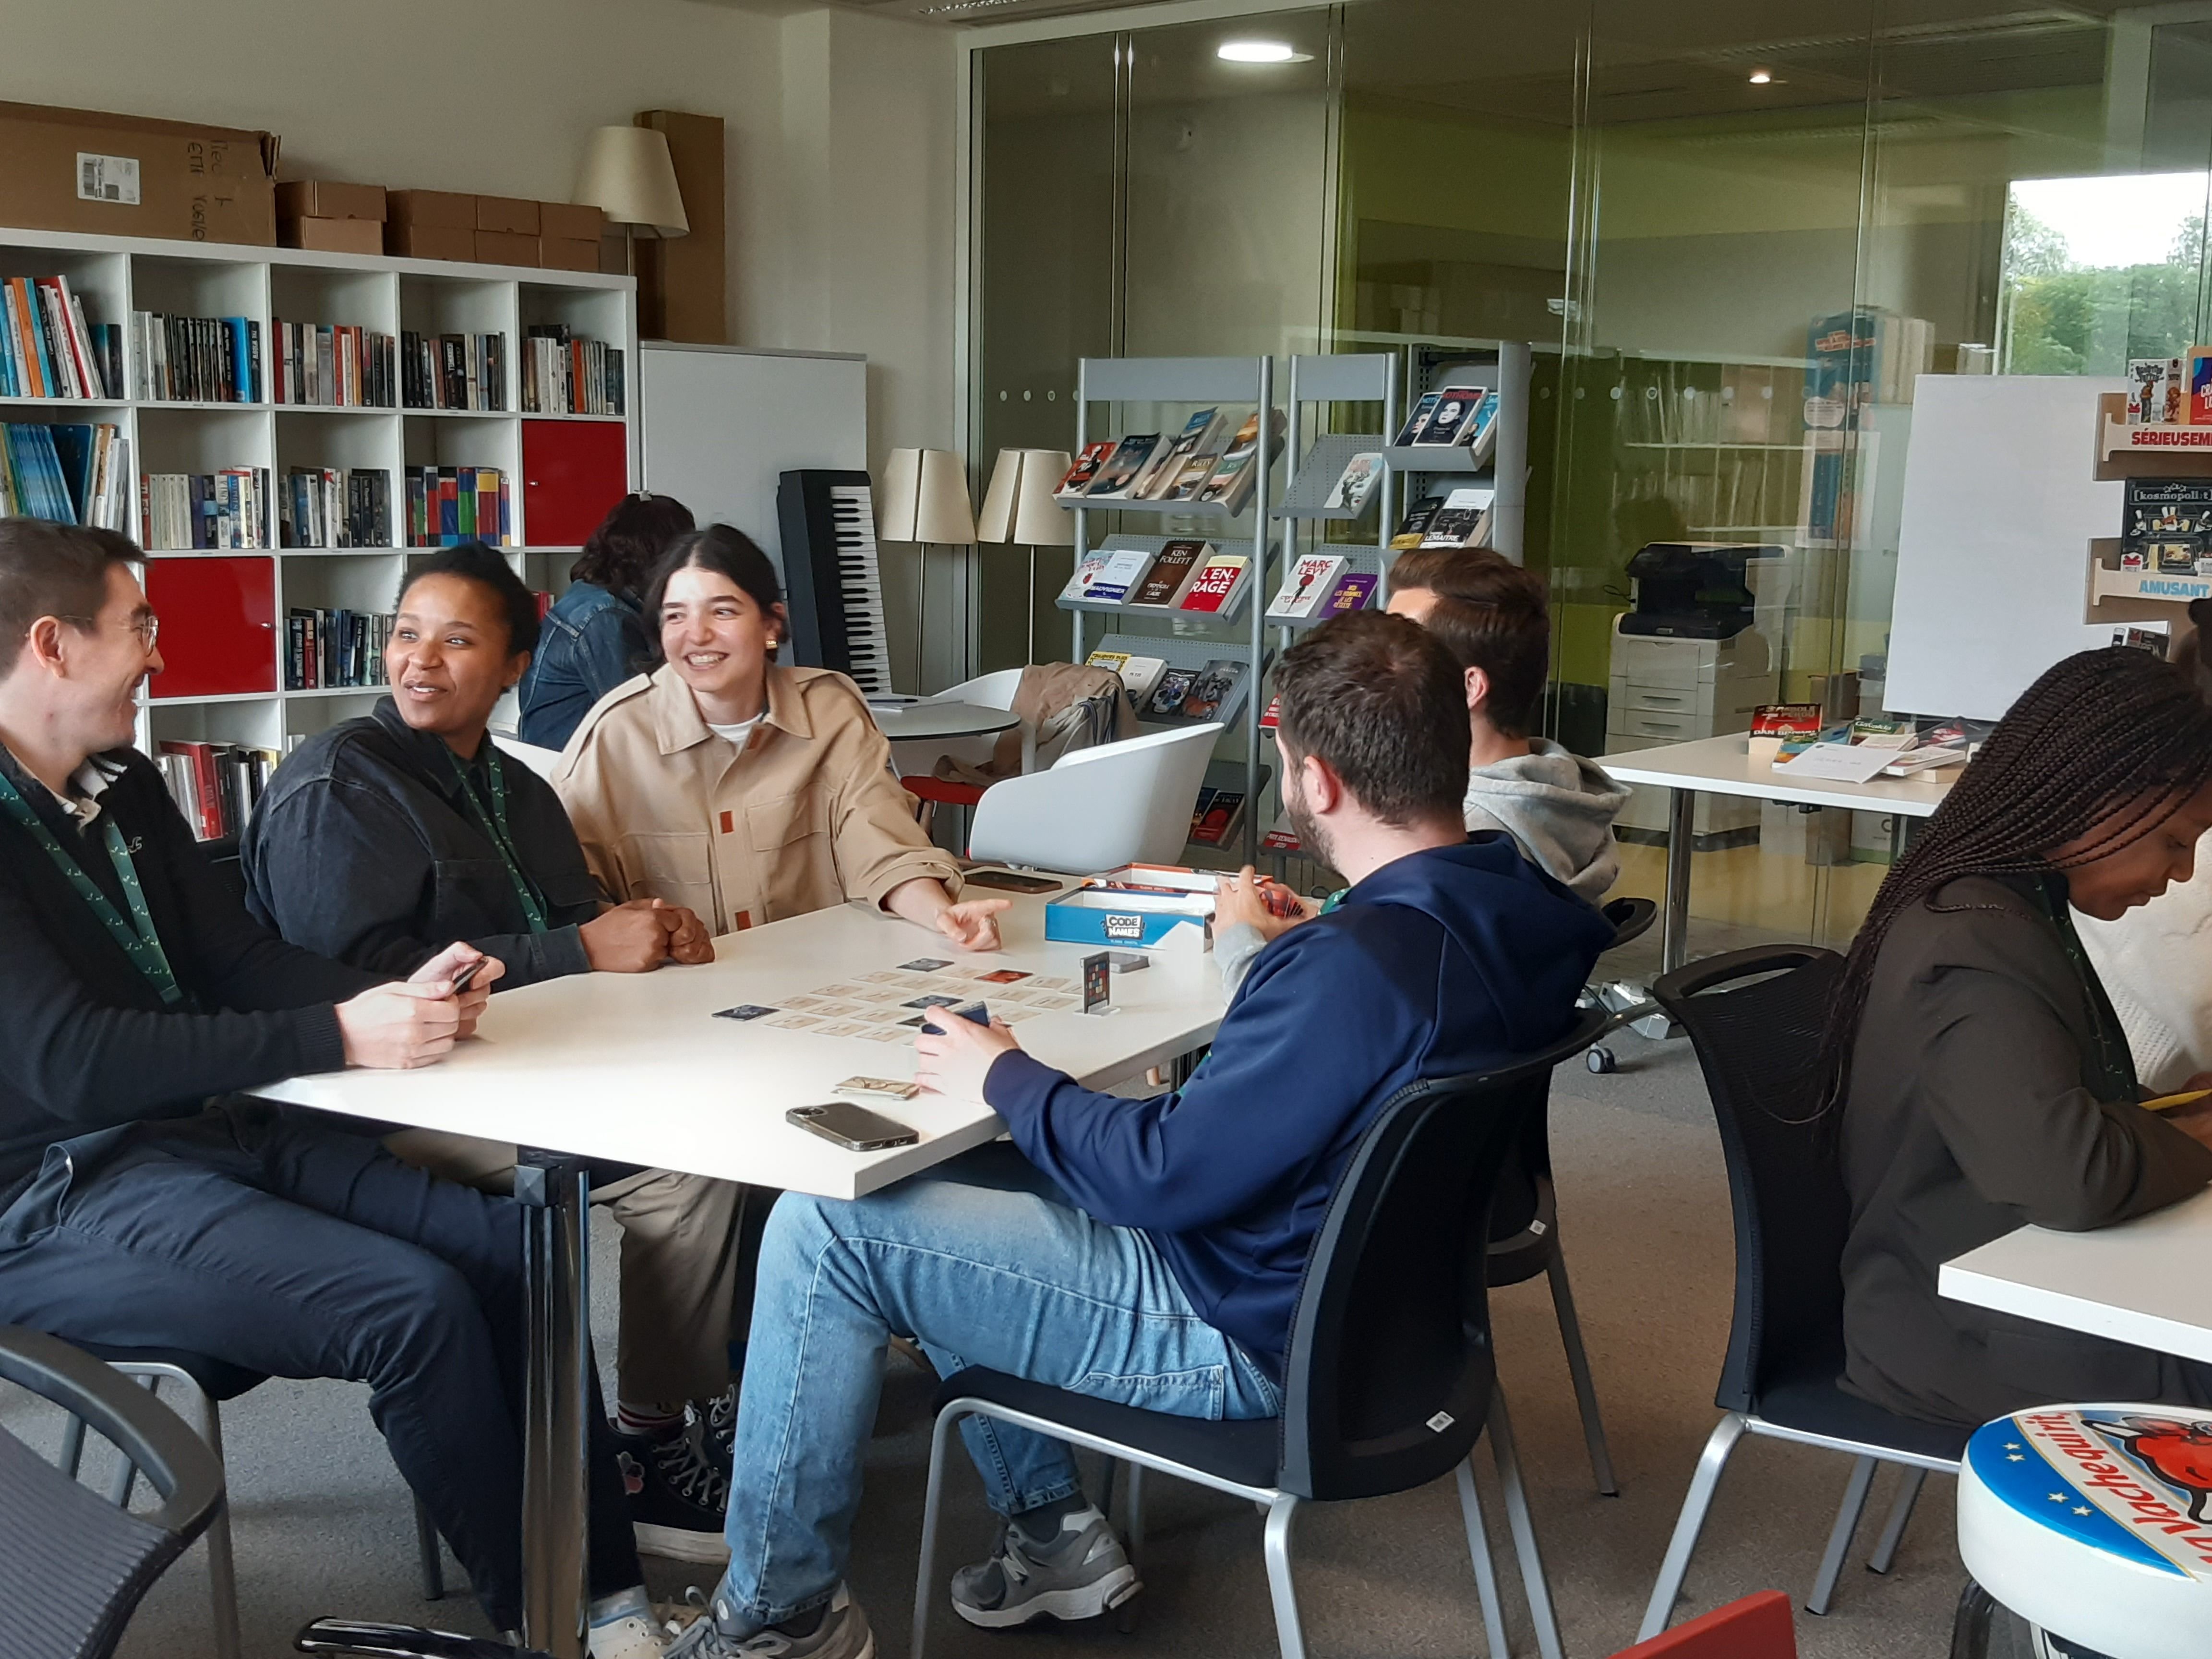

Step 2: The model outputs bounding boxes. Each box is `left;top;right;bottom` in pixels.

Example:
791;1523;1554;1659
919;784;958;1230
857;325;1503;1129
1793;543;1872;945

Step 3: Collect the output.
983;835;1613;1376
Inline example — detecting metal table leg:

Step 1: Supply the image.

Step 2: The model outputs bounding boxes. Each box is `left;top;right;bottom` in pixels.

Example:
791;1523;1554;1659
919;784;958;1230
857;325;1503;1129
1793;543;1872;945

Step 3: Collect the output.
515;1150;591;1659
1660;786;1695;973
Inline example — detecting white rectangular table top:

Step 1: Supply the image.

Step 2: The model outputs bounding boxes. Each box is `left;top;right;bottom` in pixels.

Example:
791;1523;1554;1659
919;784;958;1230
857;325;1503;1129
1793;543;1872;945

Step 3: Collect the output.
251;885;1225;1201
1599;733;1959;817
1939;1187;2212;1366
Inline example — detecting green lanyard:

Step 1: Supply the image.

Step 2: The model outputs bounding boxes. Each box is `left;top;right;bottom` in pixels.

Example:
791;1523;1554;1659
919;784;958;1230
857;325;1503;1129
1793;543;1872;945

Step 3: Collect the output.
444;743;549;935
0;766;183;1005
2032;871;2139;1104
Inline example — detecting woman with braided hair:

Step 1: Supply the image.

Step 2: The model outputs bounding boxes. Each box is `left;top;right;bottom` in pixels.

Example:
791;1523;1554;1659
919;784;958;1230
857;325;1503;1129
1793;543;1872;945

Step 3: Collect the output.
1835;646;2212;1428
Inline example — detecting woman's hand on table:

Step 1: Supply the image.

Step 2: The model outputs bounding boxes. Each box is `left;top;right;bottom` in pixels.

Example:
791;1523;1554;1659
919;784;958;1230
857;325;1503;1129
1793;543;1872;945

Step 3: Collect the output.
915;1008;1021;1101
885;876;1010;952
585;899;712;971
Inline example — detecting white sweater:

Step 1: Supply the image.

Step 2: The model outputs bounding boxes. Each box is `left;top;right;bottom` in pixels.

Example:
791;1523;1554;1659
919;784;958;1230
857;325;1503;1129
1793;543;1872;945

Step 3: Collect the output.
2074;834;2212;1093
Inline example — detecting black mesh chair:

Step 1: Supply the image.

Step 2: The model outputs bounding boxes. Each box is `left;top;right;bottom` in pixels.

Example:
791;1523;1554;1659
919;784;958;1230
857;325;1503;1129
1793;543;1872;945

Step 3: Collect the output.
0;1324;226;1659
1635;946;1968;1640
910;1008;1608;1659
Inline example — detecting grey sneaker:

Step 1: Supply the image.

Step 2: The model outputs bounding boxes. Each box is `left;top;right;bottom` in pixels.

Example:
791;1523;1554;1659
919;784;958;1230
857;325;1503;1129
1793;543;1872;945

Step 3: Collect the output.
662;1584;873;1659
950;1505;1140;1628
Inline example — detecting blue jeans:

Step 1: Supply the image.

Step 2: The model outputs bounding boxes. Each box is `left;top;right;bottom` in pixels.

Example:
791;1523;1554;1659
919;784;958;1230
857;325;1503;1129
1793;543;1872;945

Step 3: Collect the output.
717;1143;1281;1624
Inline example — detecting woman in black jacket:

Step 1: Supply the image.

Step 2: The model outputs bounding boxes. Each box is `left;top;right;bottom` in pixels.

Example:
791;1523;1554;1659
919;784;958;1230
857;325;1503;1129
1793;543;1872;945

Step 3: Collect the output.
1828;647;2212;1427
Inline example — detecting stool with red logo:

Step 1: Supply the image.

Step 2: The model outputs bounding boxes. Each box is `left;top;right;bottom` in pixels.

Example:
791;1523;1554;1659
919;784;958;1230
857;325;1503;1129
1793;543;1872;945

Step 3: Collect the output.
1959;1404;2212;1659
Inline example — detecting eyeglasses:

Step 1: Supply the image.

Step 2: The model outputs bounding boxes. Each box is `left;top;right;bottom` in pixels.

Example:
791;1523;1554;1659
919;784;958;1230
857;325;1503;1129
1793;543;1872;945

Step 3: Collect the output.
55;613;161;651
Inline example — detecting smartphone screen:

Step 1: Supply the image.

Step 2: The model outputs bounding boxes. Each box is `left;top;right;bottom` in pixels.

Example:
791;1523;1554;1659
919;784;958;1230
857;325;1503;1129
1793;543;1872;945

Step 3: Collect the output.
451;957;484;994
787;1102;920;1151
963;868;1063;895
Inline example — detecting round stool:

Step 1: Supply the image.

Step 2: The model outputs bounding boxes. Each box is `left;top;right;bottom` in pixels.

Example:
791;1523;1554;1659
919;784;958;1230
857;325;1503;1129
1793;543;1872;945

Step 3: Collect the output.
1958;1403;2212;1659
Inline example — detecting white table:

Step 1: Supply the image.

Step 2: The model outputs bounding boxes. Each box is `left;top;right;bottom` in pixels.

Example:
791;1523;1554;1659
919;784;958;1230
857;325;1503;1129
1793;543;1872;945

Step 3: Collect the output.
1939;1186;2212;1367
1599;733;1960;970
252;883;1224;1655
868;699;1022;744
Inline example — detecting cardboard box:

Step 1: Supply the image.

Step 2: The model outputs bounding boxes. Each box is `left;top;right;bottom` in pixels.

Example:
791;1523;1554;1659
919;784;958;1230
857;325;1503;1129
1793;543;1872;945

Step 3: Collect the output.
387;189;476;229
281;215;384;255
0;99;277;245
275;180;385;221
475;194;539;235
474;230;540;268
540;236;601;273
539;201;603;242
385;222;475;262
635;109;724;343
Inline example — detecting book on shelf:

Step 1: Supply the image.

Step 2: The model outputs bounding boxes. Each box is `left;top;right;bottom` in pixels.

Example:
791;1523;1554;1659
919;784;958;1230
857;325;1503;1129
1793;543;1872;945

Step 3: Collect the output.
1266;553;1346;620
2129;358;2183;424
1055;442;1115;500
1084;648;1169;709
1462;391;1502;463
1084;434;1160;500
157;741;279;842
1188;785;1246;848
1323;452;1383;513
1259;692;1280;730
405;466;512;546
1082;544;1155;605
1414;385;1487;447
1390;496;1443;550
1086;649;1130;674
522;325;626;416
1145;668;1197;719
282;467;394;549
1175;658;1247;723
1259;809;1301;853
1131;409;1224;500
1175;551;1251;617
286;607;394;692
1163;419;1236;502
140;468;272;550
1419;485;1496;549
2122;478;2212;542
0;422;130;529
1126;539;1209;607
1058;549;1111;602
1319;571;1379;616
1193;409;1282;515
400;331;508;411
133;311;262;403
1391;391;1442;446
0;276;119;400
271;321;397;408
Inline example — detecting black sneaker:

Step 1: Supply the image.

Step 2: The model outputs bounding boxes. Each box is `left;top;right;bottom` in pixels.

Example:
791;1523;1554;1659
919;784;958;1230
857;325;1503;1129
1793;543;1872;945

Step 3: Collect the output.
949;1505;1138;1628
616;1423;731;1564
689;1383;738;1478
664;1584;873;1659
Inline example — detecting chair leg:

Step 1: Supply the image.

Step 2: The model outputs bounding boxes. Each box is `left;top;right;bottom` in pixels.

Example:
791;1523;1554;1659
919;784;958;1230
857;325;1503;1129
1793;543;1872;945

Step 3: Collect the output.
1487;1390;1565;1659
1543;1247;1620;1497
1636;1413;1748;1641
58;1411;87;1479
184;1383;243;1659
1807;1455;1878;1616
413;1494;446;1600
108;1373;158;1508
1261;1496;1307;1659
1949;1577;1997;1659
1867;1467;1926;1576
1115;1463;1145;1635
911;1406;966;1659
1455;1456;1513;1659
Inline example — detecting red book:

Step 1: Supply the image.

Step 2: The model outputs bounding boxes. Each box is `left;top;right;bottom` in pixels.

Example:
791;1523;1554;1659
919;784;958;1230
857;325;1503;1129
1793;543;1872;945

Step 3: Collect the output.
159;741;224;839
1176;554;1250;616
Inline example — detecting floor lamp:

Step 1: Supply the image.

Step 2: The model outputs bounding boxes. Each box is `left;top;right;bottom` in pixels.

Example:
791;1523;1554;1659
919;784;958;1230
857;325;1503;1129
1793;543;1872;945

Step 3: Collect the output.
976;448;1075;665
878;448;975;694
573;126;689;276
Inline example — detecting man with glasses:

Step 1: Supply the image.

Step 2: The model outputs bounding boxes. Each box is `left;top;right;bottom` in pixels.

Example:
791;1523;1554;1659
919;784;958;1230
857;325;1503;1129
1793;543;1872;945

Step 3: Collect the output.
0;519;675;1656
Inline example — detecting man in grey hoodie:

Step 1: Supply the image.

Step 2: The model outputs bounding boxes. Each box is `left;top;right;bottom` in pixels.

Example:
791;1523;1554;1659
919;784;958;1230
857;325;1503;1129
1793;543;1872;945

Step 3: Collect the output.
1220;547;1624;986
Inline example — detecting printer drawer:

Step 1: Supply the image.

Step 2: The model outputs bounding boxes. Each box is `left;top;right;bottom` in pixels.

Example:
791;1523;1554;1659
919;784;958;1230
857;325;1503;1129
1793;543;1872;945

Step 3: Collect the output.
1609;635;1718;689
1611;681;1717;717
1608;710;1702;744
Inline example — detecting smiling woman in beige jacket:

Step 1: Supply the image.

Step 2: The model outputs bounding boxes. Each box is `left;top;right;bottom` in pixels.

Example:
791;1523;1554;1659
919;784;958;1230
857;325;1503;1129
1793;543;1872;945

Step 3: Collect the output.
555;523;1007;951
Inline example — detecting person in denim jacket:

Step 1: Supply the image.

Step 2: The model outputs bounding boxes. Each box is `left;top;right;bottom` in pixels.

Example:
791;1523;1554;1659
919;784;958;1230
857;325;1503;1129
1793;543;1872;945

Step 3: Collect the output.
519;492;694;749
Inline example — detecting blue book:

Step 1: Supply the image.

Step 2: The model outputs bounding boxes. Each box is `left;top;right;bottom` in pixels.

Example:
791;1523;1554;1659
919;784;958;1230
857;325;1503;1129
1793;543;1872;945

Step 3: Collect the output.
227;318;251;403
47;424;93;524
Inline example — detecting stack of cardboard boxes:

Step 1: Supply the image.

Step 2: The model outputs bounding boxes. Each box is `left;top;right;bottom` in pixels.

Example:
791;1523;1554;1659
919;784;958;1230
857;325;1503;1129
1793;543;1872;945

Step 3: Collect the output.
280;185;604;271
276;181;385;254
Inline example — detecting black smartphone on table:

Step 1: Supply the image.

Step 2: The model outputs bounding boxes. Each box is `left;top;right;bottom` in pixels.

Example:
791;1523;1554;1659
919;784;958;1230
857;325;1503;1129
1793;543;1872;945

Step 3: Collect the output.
963;868;1063;895
451;957;485;994
787;1102;920;1152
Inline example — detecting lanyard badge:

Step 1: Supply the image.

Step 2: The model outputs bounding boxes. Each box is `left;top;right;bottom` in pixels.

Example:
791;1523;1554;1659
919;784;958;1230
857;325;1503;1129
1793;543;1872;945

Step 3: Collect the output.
445;744;550;935
0;768;184;1005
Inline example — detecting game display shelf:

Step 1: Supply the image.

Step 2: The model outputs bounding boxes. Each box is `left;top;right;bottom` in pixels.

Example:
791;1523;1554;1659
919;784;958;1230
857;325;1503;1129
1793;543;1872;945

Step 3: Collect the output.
1065;356;1279;865
0;222;636;768
2085;389;2212;629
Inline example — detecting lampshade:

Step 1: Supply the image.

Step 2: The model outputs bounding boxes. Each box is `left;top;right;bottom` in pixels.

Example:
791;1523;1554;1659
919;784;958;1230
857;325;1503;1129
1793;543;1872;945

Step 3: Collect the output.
976;449;1076;547
574;126;690;237
877;447;976;543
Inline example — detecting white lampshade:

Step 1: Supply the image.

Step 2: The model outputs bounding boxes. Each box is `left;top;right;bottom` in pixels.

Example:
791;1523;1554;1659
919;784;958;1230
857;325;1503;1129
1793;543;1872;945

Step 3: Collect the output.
877;448;975;543
574;126;690;237
976;449;1076;547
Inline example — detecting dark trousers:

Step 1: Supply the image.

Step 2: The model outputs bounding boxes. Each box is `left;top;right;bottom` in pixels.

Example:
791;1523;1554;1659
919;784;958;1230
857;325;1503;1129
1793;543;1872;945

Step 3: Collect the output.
0;1101;640;1631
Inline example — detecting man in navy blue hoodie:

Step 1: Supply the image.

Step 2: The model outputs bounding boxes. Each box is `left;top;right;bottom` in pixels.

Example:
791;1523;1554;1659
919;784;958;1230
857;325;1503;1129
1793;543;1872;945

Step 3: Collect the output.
668;613;1613;1659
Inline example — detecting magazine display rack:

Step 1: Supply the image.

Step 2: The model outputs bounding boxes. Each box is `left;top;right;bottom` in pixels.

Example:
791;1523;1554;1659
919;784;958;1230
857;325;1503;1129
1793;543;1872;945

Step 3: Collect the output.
2086;389;2212;625
1066;356;1278;864
1393;340;1533;561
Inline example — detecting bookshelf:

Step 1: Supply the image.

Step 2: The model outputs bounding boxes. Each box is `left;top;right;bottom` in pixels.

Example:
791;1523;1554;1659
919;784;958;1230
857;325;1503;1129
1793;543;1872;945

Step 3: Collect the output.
1066;356;1278;865
2085;388;2212;630
0;223;636;767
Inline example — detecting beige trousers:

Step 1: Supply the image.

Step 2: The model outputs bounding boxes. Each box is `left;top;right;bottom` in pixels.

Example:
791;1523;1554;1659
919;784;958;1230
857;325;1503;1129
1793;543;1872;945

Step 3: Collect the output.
384;1129;749;1407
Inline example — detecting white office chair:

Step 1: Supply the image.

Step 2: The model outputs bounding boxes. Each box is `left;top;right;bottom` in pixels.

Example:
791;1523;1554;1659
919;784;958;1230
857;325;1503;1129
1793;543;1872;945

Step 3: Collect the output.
494;736;565;781
967;724;1221;873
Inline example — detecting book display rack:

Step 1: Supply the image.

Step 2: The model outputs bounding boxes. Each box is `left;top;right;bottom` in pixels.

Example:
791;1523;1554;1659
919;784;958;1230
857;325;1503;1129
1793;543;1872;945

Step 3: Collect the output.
2086;388;2212;622
0;223;636;778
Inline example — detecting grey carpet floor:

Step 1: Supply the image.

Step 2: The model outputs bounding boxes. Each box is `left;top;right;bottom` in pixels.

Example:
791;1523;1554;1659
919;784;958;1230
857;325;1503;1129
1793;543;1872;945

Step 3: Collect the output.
2;1030;1992;1658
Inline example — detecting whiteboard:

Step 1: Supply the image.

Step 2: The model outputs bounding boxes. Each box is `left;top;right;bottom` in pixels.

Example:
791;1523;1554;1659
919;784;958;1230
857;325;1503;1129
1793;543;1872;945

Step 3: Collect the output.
1885;373;2123;721
637;343;867;585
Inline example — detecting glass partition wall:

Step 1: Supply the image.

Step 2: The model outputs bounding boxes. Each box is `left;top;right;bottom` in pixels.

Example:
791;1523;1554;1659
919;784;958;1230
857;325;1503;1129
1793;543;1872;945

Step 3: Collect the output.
971;0;2212;954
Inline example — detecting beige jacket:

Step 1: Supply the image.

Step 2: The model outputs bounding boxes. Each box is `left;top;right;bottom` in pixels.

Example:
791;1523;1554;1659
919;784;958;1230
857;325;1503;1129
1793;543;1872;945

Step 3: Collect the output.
555;662;961;936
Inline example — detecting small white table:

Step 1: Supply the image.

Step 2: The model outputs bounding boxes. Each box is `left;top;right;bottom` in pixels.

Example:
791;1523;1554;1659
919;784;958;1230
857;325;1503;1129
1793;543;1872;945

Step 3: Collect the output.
1939;1186;2212;1368
253;884;1222;1654
868;699;1022;744
1599;733;1960;970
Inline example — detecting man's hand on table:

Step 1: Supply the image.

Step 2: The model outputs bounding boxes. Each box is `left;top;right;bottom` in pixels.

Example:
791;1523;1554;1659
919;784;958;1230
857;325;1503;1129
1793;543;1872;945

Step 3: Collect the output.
914;1008;1021;1101
1216;865;1316;942
338;943;504;1068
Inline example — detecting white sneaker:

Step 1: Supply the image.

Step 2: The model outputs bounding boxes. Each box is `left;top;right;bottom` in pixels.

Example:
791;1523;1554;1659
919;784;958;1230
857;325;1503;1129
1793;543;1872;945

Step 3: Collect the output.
590;1587;670;1659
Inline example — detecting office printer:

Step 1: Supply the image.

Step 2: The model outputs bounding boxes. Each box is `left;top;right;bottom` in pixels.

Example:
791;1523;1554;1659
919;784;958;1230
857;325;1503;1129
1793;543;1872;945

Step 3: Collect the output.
1617;541;1785;639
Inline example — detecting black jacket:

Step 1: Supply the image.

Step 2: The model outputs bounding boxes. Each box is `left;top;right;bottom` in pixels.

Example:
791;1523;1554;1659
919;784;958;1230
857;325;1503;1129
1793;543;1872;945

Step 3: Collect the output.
241;699;600;987
0;741;376;1214
1840;873;2212;1426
